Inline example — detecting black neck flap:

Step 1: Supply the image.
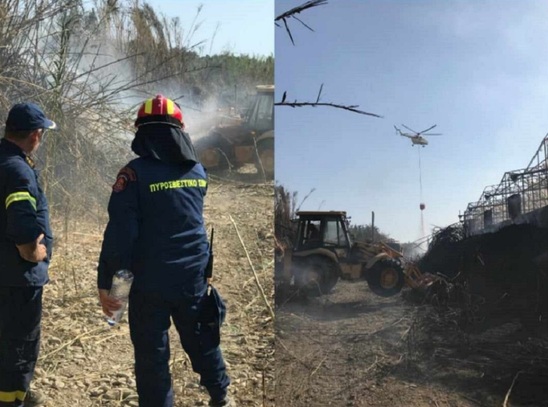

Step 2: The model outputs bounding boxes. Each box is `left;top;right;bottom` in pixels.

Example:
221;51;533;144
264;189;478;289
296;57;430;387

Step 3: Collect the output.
131;124;199;165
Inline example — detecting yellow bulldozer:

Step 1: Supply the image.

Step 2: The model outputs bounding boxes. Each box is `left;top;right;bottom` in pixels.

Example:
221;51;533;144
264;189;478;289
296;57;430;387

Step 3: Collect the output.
194;85;274;178
275;211;432;297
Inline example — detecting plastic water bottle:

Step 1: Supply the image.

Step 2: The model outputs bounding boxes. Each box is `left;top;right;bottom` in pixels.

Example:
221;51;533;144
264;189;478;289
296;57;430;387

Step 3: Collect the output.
106;269;134;326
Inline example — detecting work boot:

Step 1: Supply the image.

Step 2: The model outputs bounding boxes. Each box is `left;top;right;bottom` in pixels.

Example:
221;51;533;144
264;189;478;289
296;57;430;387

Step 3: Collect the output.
24;389;45;406
208;396;233;406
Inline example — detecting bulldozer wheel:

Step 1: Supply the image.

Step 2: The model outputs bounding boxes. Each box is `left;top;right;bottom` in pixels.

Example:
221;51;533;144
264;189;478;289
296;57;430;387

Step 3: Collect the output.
367;258;405;297
298;256;339;297
195;132;233;172
199;148;230;171
255;138;274;178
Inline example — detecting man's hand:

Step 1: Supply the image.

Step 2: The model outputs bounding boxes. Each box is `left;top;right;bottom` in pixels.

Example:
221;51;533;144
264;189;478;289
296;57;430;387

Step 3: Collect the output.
16;233;47;263
98;289;123;318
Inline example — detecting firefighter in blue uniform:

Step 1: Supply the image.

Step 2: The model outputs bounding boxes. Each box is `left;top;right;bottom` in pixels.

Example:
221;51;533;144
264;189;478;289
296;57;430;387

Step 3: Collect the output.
0;103;56;406
97;95;231;407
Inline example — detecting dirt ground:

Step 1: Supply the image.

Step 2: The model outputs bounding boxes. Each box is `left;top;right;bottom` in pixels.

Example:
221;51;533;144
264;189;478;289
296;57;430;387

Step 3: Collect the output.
33;176;274;407
275;280;548;407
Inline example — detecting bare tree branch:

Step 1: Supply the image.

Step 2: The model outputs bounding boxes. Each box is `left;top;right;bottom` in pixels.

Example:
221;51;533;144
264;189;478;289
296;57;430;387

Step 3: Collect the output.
275;0;328;22
275;4;382;118
293;16;314;32
276;100;382;117
275;0;327;45
276;86;382;118
316;83;323;103
281;17;295;45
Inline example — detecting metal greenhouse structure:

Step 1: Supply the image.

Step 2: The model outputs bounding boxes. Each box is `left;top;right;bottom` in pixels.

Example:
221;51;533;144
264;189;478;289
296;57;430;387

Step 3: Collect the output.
463;134;548;236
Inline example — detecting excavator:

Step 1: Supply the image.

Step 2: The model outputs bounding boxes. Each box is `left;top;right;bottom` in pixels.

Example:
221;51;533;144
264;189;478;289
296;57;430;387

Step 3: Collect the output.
275;211;435;296
194;85;274;178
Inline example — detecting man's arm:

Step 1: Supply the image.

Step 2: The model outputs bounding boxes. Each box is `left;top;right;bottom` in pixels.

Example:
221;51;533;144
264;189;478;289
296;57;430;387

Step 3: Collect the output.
97;166;139;316
5;164;47;263
97;223;123;317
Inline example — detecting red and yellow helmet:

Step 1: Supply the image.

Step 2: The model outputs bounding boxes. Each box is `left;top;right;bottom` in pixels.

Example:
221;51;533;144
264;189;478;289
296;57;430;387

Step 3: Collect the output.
135;94;184;128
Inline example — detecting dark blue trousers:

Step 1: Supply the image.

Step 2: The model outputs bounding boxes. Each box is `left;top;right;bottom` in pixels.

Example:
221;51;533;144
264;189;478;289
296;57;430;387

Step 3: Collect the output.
128;289;230;407
0;287;42;407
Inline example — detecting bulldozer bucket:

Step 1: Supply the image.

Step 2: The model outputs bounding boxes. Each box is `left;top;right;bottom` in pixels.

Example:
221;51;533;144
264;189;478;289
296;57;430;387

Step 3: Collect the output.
404;263;438;290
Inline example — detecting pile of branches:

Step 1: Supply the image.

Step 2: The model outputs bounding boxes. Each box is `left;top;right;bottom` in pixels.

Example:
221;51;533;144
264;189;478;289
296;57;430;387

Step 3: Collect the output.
429;223;465;248
415;223;548;330
418;223;465;280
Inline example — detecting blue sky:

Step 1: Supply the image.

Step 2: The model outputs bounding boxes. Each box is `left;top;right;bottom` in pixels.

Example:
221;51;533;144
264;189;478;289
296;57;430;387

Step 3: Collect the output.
147;0;274;56
275;0;548;243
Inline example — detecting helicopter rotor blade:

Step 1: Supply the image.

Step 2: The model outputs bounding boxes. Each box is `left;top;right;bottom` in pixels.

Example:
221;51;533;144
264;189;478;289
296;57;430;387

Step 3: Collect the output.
423;133;442;136
401;124;418;134
418;124;437;134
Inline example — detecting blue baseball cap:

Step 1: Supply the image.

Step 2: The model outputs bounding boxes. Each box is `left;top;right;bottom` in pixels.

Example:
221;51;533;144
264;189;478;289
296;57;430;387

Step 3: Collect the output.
5;102;57;131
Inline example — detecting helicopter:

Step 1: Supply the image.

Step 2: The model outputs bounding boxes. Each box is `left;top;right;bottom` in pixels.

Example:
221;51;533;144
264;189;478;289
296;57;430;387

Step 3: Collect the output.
394;124;442;147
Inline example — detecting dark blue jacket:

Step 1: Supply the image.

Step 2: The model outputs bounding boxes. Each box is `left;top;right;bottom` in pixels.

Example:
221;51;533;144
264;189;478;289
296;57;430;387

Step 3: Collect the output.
0;139;52;286
97;157;209;298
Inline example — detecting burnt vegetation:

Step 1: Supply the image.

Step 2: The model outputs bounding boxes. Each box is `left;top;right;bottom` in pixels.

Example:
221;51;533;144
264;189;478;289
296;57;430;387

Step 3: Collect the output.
418;223;548;332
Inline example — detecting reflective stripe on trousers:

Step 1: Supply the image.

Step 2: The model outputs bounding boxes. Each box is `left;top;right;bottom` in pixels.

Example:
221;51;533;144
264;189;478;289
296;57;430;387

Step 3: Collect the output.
0;390;26;404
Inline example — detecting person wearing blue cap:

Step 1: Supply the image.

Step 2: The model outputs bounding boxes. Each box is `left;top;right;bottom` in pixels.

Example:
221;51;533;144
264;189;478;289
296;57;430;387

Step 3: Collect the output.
0;102;56;406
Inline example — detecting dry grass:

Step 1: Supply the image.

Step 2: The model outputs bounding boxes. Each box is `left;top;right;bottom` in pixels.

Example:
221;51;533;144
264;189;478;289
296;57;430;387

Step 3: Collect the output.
276;278;548;407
